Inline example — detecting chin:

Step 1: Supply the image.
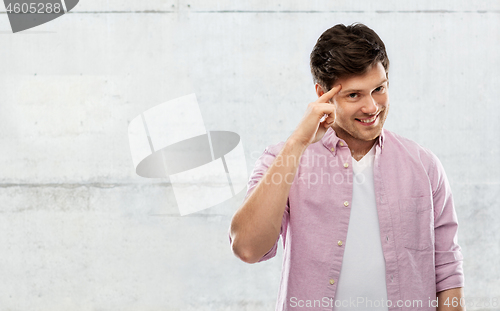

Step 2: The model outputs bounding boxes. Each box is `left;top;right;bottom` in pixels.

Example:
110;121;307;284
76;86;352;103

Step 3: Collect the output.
356;134;379;141
335;122;383;142
354;128;383;141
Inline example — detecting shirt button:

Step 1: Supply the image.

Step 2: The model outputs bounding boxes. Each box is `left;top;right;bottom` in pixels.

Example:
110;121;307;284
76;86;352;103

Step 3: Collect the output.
329;279;335;285
330;147;335;152
343;163;349;168
343;201;349;207
338;240;343;246
339;142;344;146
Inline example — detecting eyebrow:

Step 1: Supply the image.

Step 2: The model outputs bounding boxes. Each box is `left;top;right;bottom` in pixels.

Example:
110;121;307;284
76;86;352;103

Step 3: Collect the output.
340;79;388;94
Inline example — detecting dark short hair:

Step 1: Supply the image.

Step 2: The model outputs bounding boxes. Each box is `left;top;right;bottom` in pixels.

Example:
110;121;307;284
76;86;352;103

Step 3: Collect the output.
310;23;389;92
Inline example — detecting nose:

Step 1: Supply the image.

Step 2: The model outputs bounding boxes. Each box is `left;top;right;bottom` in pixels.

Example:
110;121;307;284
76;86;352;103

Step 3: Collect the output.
361;95;378;115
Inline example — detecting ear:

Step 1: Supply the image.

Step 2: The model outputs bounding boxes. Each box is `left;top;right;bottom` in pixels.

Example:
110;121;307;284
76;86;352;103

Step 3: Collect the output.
315;83;325;98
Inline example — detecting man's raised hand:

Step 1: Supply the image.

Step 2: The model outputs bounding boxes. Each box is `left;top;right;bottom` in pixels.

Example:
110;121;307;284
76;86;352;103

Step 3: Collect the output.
289;84;342;147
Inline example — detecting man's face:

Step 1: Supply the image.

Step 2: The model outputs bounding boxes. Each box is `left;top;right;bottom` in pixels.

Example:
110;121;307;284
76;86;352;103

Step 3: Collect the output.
331;62;389;143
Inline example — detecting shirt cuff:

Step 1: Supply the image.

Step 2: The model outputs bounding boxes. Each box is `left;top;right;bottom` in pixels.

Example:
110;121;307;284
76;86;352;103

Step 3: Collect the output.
435;250;465;292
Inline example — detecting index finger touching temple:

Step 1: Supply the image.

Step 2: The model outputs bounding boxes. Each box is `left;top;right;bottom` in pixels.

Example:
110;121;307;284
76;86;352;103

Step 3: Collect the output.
319;84;342;103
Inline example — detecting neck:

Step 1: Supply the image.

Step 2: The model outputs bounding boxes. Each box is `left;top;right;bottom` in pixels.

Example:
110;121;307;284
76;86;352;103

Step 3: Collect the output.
332;124;378;161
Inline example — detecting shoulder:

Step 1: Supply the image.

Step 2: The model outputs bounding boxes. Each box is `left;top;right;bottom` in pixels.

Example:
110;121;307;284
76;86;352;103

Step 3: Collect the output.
384;129;440;166
384;130;448;194
249;141;286;172
383;129;447;189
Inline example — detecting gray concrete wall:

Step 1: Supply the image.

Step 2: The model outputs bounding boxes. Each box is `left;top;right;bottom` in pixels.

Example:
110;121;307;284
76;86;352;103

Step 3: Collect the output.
0;1;499;310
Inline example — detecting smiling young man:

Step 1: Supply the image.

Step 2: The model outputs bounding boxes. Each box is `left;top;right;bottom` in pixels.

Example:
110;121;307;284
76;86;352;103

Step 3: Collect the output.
229;24;465;311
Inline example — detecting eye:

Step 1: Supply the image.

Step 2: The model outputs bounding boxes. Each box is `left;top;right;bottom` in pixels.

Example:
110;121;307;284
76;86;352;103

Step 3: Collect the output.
348;93;358;99
374;86;384;92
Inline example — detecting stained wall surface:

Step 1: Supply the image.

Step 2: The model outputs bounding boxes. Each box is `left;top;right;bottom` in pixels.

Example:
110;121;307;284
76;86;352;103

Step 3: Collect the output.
0;1;499;310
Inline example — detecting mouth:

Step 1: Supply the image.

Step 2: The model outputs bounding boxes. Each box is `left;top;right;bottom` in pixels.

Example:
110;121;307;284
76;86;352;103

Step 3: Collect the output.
355;113;379;126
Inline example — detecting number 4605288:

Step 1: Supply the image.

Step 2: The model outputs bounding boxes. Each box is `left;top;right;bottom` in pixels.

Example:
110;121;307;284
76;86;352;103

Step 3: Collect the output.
5;2;62;14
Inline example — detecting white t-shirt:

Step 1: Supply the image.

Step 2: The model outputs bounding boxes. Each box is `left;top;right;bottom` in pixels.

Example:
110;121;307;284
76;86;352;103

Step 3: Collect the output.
333;144;389;310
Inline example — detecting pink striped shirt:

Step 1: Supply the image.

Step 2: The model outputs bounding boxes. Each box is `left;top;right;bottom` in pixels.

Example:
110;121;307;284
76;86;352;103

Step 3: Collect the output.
238;127;464;311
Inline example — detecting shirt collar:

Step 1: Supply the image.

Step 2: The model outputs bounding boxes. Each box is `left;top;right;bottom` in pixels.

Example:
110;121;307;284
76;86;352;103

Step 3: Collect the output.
321;127;386;156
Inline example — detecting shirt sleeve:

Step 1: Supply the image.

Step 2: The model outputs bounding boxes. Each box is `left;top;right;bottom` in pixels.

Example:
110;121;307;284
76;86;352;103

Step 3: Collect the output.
429;154;465;292
228;143;290;263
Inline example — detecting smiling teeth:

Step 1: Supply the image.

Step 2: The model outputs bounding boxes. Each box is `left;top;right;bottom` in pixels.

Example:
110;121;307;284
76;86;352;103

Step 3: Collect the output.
359;115;377;123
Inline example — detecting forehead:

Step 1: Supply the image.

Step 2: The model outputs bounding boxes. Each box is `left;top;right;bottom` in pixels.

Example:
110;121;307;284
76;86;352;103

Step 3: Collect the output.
336;62;388;93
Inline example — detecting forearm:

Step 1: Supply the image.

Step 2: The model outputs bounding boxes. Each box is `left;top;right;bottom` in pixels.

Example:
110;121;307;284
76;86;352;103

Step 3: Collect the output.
230;138;307;263
437;287;465;311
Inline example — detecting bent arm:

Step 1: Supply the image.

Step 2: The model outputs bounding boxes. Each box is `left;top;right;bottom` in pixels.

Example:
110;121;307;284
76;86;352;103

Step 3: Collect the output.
229;84;341;263
229;138;306;263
